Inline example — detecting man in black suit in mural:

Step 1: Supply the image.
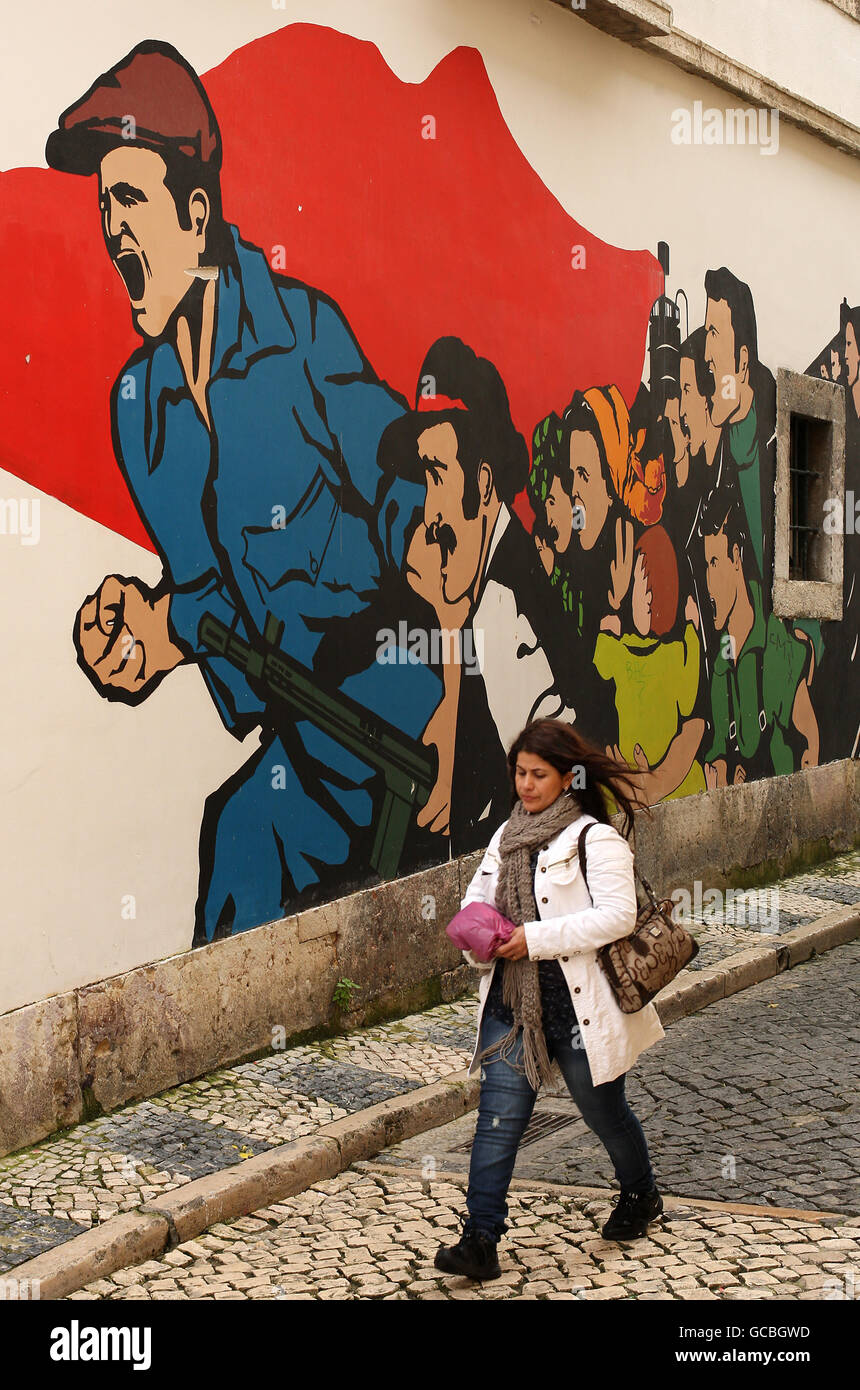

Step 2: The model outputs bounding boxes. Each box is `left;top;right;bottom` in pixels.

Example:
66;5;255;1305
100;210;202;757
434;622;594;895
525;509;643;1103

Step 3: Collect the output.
703;267;822;745
381;337;575;854
703;267;777;605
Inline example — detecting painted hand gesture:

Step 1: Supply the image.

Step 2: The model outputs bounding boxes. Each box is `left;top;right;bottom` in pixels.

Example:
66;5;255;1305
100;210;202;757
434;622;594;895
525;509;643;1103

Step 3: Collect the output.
608;517;634;611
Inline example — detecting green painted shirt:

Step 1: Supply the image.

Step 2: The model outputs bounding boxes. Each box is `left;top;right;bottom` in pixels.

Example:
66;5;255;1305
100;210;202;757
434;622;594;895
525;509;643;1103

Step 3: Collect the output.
705;578;807;774
729;400;764;580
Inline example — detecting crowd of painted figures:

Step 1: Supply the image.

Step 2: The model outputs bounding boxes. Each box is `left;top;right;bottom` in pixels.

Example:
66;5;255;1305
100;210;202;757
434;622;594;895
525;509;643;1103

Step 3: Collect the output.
401;278;860;854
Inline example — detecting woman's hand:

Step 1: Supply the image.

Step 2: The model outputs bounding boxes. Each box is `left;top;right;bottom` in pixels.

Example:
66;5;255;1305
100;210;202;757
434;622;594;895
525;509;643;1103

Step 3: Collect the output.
494;926;529;961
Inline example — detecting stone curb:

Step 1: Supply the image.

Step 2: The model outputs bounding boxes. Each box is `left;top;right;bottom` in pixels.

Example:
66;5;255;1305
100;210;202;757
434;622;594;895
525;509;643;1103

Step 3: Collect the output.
9;1073;479;1300
9;905;859;1299
653;903;860;1025
6;1212;171;1298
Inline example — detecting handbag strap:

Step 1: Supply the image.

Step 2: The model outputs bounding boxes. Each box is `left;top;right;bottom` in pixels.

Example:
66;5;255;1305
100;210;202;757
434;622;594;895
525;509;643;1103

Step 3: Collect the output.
576;822;592;894
577;821;661;913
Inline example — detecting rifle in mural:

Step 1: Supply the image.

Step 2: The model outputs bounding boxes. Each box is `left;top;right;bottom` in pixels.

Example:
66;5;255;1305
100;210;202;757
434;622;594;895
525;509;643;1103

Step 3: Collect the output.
198;611;434;879
648;240;687;417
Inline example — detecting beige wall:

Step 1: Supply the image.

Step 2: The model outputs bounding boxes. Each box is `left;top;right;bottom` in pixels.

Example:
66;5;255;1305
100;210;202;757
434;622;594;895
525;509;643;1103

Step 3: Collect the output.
670;0;860;126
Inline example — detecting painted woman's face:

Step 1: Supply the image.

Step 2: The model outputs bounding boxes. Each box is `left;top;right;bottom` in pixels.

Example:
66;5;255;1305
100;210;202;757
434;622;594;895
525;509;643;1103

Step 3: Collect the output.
569;431;610;551
514;750;571;813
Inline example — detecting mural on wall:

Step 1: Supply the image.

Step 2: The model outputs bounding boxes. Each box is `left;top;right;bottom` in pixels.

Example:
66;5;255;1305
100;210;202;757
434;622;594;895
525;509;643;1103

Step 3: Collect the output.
0;23;853;952
807;300;860;761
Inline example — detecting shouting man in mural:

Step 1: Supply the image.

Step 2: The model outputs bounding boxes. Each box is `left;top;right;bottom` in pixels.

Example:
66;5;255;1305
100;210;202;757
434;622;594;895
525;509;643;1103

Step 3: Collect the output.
698;479;819;785
46;40;442;943
380;337;575;854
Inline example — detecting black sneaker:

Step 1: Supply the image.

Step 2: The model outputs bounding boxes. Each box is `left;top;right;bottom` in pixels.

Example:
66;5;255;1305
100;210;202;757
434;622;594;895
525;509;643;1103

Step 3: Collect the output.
601;1185;664;1242
434;1228;502;1281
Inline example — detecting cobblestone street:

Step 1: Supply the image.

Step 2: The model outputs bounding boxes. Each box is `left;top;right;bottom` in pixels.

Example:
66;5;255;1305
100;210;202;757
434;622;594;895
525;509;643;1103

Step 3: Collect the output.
387;938;860;1214
64;1173;860;1302
64;934;860;1300
3;848;857;1280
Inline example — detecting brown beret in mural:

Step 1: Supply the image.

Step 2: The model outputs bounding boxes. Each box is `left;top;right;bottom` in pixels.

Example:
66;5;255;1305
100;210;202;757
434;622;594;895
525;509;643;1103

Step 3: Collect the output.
45;39;221;175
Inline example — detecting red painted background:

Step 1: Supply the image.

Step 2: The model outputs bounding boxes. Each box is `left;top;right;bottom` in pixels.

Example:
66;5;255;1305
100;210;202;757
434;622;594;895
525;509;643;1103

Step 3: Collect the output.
0;23;661;549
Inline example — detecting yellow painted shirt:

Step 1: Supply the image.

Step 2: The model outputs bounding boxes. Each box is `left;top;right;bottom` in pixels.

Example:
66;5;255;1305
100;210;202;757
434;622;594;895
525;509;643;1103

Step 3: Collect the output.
594;620;706;800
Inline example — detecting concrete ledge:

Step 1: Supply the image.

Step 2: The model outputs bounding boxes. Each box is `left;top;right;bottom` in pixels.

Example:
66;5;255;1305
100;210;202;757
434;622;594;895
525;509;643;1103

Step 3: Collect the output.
640;27;860;158
549;0;672;41
551;0;860;156
653;966;727;1025
717;945;780;995
10;1212;170;1302
140;1135;343;1245
653;908;860;1027
322;1074;478;1170
778;904;860;966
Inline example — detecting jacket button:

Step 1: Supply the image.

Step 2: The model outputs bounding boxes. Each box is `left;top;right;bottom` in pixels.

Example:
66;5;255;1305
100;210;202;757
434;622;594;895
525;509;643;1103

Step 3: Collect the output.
541;897;548;904
574;986;580;993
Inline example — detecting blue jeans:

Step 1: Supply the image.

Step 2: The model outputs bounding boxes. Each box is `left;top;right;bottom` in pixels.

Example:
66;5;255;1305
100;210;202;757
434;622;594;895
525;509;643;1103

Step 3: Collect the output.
464;1011;656;1239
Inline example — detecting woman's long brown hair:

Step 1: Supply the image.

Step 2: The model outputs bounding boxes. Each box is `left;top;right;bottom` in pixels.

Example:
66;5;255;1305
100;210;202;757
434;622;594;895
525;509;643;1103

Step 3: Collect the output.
506;717;650;837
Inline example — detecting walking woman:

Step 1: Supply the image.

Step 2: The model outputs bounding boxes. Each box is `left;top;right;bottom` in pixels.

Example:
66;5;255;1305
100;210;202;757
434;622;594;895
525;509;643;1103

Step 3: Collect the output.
435;717;666;1282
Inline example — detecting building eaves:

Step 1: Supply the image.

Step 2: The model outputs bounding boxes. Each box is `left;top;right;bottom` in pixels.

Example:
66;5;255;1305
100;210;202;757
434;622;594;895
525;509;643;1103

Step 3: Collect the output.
547;0;860;158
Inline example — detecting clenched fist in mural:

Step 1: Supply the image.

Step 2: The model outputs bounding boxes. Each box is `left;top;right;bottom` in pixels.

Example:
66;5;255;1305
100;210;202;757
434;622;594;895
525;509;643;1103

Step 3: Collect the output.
74;575;185;704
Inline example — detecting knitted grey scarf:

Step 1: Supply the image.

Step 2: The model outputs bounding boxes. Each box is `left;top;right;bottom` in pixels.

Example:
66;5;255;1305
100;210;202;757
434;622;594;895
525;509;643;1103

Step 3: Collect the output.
476;790;583;1090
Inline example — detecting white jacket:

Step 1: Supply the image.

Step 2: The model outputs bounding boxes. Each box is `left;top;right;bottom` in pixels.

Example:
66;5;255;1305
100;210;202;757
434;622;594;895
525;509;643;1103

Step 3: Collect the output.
460;812;665;1086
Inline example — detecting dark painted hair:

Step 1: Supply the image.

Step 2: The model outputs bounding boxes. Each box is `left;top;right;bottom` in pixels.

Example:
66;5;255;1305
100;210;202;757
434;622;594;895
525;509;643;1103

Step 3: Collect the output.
704;267;759;371
415;337;529;516
506;717;646;837
160;149;232;265
680;326;716;401
698;477;748;564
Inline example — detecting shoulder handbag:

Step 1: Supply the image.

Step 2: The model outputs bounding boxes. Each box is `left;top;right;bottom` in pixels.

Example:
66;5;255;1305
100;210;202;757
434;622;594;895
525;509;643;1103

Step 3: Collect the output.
577;824;698;1013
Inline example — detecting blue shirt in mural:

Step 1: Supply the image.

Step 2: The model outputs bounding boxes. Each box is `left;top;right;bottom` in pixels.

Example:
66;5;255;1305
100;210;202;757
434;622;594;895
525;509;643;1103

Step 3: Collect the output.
111;225;440;940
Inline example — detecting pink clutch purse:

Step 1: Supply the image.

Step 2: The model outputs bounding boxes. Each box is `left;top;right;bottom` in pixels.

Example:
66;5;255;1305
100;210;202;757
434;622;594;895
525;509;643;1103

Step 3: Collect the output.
445;901;515;962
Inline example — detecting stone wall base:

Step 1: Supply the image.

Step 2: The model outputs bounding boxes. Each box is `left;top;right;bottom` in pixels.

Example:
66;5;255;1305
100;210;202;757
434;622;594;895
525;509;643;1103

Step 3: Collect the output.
1;759;857;1158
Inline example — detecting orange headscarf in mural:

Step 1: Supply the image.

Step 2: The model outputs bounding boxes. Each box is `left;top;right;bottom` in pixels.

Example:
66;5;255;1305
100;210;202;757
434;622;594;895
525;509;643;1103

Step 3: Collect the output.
583;385;666;526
